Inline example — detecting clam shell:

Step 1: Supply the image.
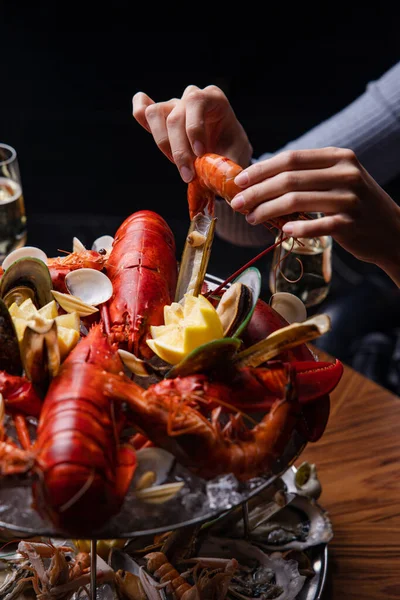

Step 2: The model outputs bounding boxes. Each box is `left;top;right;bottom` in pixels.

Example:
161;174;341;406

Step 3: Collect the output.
92;235;114;254
65;268;113;306
133;447;176;489
51;290;98;316
135;482;184;504
72;237;86;253
270;292;307;324
2;246;48;272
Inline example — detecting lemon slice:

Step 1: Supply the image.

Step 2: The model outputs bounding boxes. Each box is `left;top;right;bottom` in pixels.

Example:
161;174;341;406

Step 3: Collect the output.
57;326;80;360
164;302;184;325
147;293;224;364
147;336;185;365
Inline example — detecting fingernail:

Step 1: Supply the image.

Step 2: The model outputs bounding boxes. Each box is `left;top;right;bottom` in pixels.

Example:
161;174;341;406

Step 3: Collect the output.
193;141;204;156
234;172;249;186
246;213;256;224
231;195;245;210
180;166;194;183
282;223;293;234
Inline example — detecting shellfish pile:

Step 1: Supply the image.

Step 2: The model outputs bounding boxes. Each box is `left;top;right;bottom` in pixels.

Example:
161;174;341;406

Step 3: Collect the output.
0;209;343;538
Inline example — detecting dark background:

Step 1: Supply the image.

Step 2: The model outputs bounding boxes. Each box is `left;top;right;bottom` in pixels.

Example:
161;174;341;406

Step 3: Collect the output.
1;14;400;376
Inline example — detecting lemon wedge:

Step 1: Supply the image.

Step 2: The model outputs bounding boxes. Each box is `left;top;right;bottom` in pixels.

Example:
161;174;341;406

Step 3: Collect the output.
8;298;81;360
147;293;224;364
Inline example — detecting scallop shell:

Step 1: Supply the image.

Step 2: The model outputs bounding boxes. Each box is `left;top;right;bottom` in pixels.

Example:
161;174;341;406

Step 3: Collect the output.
64;268;113;306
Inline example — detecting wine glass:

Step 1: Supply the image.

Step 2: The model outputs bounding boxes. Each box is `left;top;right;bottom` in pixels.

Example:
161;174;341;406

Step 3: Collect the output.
0;143;27;262
269;214;332;309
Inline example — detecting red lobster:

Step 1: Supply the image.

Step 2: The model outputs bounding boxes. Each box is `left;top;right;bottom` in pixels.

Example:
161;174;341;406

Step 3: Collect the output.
0;320;342;528
104;210;178;359
241;297;335;442
0;324;137;533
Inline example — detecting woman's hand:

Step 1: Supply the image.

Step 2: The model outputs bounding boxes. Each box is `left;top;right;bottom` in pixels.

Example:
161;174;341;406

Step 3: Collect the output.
132;85;253;182
230;147;400;283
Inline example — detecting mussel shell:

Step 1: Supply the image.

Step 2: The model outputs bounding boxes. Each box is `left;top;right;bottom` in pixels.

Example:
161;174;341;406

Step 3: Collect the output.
21;318;60;385
214;266;261;339
165;337;241;379
216;282;252;338
0;257;53;309
0;298;22;375
2;285;35;307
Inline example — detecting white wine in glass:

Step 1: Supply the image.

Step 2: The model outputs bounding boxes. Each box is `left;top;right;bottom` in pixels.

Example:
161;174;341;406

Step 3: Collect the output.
0;143;27;262
269;234;332;308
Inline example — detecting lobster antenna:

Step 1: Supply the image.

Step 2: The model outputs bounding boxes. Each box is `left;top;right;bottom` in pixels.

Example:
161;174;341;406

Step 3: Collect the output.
58;471;96;513
205;236;289;298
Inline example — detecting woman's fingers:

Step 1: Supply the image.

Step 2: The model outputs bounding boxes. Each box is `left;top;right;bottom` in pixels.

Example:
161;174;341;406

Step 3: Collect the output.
231;166;353;213
234;147;359;187
132;92;155;132
281;214;351;238
244;190;359;225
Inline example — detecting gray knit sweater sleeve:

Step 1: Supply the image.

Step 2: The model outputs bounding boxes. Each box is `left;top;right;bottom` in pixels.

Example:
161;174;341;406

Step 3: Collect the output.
215;60;400;247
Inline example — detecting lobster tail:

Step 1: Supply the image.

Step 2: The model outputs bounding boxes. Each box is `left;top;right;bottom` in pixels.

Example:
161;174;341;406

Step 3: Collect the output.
105;210;178;359
34;324;137;533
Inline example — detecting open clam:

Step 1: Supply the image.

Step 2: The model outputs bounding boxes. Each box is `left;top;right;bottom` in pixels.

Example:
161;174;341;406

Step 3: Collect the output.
0;257;53;309
64;268;113;306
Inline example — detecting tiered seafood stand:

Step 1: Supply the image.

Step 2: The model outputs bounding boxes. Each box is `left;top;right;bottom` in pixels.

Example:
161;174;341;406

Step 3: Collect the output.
0;210;340;599
0;438;331;599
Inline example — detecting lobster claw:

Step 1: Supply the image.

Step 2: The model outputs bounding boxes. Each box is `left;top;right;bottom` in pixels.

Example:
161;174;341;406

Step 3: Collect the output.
292;359;344;404
234;359;343;410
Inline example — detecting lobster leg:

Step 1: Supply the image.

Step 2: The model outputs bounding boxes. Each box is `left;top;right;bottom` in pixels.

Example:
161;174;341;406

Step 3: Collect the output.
103;366;301;481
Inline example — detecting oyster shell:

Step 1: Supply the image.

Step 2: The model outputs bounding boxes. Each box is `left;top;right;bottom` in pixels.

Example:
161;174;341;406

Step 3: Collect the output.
249;495;333;551
197;536;306;600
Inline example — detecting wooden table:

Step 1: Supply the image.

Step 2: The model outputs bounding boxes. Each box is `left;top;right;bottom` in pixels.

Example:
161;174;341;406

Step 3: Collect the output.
297;350;400;599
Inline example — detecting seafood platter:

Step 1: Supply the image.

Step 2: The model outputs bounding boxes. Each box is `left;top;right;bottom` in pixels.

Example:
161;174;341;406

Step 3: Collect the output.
0;153;343;598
